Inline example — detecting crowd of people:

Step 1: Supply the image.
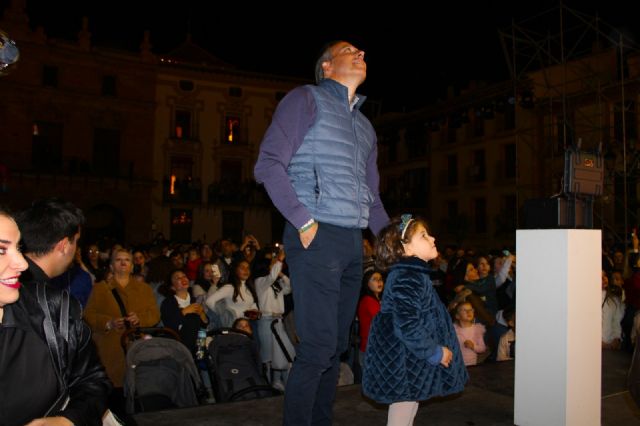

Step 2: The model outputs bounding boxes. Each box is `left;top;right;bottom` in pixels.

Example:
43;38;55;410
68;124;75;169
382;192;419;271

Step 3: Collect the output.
5;197;639;424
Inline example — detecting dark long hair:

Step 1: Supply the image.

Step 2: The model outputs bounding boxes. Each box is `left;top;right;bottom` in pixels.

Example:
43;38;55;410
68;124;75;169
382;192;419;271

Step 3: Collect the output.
360;269;384;300
375;215;429;270
229;259;259;306
603;271;623;306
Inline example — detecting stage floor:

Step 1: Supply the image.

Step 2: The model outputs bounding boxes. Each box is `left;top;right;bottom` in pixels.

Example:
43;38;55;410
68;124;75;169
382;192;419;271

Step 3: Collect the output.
131;350;640;425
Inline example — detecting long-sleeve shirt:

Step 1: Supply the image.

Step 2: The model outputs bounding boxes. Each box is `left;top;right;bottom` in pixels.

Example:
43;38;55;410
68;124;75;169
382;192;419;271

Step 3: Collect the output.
602;290;625;344
357;295;381;352
454;323;486;366
255;261;291;316
205;282;257;321
254;85;389;235
494;257;513;289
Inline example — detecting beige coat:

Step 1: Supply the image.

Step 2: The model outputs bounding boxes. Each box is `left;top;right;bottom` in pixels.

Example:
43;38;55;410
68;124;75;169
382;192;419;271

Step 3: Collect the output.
84;277;160;387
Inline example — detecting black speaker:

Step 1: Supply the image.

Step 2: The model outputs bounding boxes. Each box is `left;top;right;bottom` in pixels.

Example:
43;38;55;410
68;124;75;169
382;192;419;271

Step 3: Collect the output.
523;197;593;229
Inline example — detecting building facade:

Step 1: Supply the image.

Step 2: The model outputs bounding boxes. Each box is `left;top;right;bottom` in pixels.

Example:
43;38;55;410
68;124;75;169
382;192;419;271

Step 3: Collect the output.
152;39;303;244
0;4;156;244
0;3;303;246
376;44;640;252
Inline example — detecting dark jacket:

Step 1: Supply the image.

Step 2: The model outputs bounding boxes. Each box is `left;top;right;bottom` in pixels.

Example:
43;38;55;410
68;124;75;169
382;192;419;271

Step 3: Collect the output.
3;258;111;425
362;256;468;403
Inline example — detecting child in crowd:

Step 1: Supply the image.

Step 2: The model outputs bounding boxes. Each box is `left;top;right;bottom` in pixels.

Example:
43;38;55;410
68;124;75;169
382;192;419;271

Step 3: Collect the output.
357;269;384;366
254;247;295;392
363;214;468;425
453;301;487;366
232;317;253;335
496;308;516;361
602;270;625;349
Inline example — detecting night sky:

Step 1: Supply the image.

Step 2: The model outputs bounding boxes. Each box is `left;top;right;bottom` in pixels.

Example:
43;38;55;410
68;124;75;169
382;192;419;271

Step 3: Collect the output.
1;0;634;111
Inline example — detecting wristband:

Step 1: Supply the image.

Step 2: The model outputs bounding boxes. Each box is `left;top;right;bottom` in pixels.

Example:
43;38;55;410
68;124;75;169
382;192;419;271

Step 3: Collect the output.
298;219;316;233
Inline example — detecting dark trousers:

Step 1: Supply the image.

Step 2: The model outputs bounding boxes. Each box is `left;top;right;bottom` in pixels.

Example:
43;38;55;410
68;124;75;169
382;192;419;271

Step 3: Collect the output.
282;222;362;426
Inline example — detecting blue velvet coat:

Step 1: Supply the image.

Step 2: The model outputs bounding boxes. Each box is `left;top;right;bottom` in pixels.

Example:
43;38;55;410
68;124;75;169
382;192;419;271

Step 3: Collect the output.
362;256;468;403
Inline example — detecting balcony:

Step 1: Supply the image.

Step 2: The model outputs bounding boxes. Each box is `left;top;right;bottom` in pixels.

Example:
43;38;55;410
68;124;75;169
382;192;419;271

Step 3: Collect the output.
162;177;202;205
207;181;271;207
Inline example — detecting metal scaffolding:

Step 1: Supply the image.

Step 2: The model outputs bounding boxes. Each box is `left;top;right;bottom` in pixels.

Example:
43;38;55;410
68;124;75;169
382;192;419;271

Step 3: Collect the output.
498;2;640;242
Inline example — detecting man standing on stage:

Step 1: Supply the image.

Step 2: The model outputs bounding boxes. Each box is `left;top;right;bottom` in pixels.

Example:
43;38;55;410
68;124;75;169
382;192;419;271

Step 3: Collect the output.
254;40;389;425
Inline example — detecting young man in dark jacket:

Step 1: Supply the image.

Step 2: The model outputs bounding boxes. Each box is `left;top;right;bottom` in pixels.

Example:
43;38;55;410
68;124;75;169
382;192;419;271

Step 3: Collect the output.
5;199;112;425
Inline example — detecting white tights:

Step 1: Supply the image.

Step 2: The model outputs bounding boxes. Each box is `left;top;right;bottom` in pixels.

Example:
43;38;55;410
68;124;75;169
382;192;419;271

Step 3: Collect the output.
387;401;419;426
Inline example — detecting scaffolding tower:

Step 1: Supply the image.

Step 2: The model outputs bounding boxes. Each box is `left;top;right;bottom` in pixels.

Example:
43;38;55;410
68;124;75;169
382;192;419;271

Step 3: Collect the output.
499;2;640;244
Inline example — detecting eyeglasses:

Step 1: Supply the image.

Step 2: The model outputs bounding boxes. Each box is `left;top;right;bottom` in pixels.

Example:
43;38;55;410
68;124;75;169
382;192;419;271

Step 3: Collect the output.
460;308;475;313
88;250;99;254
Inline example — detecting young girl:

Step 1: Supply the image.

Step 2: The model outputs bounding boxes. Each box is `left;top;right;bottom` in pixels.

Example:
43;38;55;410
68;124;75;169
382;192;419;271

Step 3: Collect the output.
363;214;468;425
453;301;487;366
602;270;625;349
357;269;385;366
496;307;516;361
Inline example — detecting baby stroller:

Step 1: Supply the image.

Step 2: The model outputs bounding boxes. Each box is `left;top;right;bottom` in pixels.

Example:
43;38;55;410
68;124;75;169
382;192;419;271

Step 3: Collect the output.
122;327;203;414
207;327;279;402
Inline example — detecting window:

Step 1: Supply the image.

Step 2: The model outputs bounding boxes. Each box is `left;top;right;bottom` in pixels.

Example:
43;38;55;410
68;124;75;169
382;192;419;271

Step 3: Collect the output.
170;209;193;243
101;75;117;96
220;159;242;184
504;194;518;221
405;124;426;157
471;149;486;182
405;167;429;208
447;200;458;218
224;116;241;143
447;127;457;144
166;156;198;202
93;128;121;176
474;198;487;234
174;110;192;139
496;194;517;234
42;65;58;87
380;131;398;163
474;116;484;137
32;121;63;171
447;154;458;185
170;156;194;184
229;87;242;97
179;80;194;91
504;103;515;130
504;144;516;178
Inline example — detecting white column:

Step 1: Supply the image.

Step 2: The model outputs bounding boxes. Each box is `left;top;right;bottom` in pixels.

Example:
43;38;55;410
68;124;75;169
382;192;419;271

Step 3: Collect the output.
514;229;601;426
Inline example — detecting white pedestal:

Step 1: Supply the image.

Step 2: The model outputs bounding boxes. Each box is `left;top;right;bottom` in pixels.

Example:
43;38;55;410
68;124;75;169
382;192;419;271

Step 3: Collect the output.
514;229;601;426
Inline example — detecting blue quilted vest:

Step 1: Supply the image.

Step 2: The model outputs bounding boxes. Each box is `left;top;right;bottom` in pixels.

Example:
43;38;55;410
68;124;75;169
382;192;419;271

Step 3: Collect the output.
287;80;376;229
